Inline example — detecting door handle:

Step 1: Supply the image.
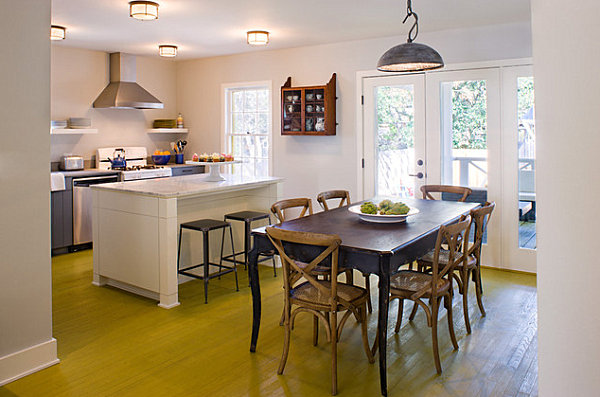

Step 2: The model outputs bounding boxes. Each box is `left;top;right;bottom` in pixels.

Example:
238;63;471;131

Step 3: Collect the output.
409;172;424;179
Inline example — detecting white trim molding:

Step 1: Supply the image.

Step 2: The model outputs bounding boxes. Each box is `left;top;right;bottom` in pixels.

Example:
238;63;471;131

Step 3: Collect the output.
0;338;59;386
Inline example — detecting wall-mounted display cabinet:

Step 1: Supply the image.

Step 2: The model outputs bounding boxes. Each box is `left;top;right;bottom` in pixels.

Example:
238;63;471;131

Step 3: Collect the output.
281;73;336;136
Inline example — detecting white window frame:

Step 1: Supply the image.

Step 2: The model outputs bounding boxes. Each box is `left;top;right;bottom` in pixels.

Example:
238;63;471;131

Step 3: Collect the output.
221;80;273;177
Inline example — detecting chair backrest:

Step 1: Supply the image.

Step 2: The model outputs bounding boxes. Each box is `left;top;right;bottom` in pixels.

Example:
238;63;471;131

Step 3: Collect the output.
317;190;351;211
271;198;313;223
425;215;471;299
468;201;495;259
266;227;343;309
421;185;473;202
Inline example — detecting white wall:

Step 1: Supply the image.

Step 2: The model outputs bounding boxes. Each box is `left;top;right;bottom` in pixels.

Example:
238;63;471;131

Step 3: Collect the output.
177;22;532;200
0;0;58;385
50;46;180;163
532;1;600;395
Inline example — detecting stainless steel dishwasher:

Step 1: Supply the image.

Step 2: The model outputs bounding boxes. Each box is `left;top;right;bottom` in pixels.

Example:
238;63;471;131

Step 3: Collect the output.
72;175;119;245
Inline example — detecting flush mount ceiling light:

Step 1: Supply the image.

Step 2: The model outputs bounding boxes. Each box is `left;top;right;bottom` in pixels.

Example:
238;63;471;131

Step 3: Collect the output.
129;1;159;21
50;25;66;41
377;0;443;72
247;30;269;46
158;45;177;57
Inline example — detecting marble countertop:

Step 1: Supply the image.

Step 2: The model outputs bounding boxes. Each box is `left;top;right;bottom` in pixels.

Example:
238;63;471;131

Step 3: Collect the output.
91;174;283;199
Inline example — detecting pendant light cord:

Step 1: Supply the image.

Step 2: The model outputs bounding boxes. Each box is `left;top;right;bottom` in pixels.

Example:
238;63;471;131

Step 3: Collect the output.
403;0;419;43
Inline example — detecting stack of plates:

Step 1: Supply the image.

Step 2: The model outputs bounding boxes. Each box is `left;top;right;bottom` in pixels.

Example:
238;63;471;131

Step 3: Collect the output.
68;117;92;129
153;119;177;129
51;120;67;129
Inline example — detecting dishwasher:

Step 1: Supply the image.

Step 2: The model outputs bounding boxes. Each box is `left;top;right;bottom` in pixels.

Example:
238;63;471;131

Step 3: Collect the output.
72;175;119;245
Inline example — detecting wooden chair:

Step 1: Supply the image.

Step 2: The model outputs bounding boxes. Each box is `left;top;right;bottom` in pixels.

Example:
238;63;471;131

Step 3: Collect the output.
386;215;471;374
266;227;374;395
317;190;373;314
316;190;351;211
271;198;313;223
412;202;495;334
421;185;473;202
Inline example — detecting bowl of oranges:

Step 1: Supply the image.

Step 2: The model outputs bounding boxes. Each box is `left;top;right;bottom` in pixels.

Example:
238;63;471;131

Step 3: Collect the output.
152;150;171;165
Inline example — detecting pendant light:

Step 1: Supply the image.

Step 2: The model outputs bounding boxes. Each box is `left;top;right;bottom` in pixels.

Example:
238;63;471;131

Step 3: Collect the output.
129;1;159;21
377;0;443;72
50;25;66;41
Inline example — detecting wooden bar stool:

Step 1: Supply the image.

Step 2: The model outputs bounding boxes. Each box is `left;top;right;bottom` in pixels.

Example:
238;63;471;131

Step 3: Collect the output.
177;219;239;304
221;210;277;276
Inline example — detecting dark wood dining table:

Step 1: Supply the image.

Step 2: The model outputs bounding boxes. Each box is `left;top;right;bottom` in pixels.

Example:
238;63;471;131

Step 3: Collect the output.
247;197;479;396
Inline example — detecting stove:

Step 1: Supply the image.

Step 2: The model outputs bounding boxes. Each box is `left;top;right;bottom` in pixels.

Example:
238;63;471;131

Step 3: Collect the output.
96;147;172;181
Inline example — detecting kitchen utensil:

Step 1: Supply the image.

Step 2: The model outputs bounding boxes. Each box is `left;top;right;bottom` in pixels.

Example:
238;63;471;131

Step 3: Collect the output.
316;93;323;100
306;105;314;112
306;93;314;101
170;142;176;153
60;155;84;171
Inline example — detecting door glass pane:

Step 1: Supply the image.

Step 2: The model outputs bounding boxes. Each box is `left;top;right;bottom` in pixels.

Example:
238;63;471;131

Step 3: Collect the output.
441;80;488;196
375;85;415;197
517;77;536;249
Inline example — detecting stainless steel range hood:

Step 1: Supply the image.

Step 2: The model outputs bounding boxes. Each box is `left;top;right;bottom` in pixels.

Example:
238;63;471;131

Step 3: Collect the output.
93;52;164;109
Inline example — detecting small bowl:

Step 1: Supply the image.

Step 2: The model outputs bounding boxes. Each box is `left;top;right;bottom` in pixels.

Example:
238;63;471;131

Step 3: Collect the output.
152;155;171;165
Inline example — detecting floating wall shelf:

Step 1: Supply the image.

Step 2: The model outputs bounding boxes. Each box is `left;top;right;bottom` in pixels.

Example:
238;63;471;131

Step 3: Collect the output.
51;128;98;135
147;128;189;134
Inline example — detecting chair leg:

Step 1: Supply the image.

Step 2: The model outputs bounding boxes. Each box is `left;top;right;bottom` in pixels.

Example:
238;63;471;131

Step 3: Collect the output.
313;315;319;346
474;267;486;316
394;298;404;333
278;304;291;375
244;220;250;271
177;225;183;272
445;294;459;350
462;269;471;334
359;306;375;363
431;297;442;374
229;225;239;292
330;311;338;396
364;274;373;313
272;255;277;277
218;226;225;279
408;301;419;321
203;231;209;304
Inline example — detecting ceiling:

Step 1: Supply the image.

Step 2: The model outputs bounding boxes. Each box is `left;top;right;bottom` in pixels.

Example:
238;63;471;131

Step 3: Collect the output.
51;0;531;60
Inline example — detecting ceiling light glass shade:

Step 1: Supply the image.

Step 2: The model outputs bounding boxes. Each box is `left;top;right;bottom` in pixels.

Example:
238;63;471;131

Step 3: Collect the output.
377;42;444;72
50;25;66;41
158;45;177;57
247;30;269;46
129;1;159;21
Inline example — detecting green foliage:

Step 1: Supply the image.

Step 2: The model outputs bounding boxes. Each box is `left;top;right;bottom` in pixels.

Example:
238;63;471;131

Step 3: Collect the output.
452;80;487;149
376;86;415;151
518;77;535;119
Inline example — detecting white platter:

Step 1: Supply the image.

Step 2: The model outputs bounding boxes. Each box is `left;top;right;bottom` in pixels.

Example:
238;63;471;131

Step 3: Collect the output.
348;204;420;223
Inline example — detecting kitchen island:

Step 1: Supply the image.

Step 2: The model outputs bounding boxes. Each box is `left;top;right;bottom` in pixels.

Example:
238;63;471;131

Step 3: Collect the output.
91;174;283;308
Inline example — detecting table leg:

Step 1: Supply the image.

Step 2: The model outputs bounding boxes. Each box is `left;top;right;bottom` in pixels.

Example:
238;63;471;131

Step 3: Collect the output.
377;256;391;397
249;244;261;352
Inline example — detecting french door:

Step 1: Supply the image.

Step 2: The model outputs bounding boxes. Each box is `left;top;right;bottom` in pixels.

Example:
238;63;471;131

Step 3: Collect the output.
363;74;426;198
362;67;506;269
501;65;536;273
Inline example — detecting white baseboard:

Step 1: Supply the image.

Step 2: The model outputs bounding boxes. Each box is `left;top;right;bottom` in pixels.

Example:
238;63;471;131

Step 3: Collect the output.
0;338;59;386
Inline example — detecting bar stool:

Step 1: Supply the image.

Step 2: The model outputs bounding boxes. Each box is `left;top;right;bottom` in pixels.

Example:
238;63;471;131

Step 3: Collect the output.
221;210;277;276
177;219;239;304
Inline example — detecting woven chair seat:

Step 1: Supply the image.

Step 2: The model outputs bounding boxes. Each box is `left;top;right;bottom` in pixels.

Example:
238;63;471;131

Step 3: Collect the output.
390;270;450;297
418;249;477;269
290;281;368;308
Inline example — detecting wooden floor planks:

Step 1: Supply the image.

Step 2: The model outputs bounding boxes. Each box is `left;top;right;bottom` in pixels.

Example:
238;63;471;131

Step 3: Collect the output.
1;250;538;397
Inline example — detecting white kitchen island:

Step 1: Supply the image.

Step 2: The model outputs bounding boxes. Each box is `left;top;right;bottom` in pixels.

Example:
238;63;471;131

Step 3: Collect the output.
91;174;283;308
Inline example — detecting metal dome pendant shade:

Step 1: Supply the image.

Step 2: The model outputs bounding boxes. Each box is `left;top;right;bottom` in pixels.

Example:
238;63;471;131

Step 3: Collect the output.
377;0;444;72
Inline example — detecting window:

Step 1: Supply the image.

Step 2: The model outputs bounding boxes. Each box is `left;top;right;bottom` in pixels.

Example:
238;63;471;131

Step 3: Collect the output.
224;84;271;178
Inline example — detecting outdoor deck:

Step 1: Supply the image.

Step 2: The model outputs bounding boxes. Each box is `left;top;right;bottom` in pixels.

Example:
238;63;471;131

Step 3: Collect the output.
519;221;537;249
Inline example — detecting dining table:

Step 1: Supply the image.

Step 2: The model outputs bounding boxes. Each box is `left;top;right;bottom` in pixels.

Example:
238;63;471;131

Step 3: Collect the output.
247;197;480;396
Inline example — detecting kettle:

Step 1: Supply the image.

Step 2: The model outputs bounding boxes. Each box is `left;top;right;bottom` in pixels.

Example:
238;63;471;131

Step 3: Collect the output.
108;148;127;169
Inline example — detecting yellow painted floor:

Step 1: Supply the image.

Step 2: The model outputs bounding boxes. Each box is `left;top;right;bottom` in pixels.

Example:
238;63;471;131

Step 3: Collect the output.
1;250;537;397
